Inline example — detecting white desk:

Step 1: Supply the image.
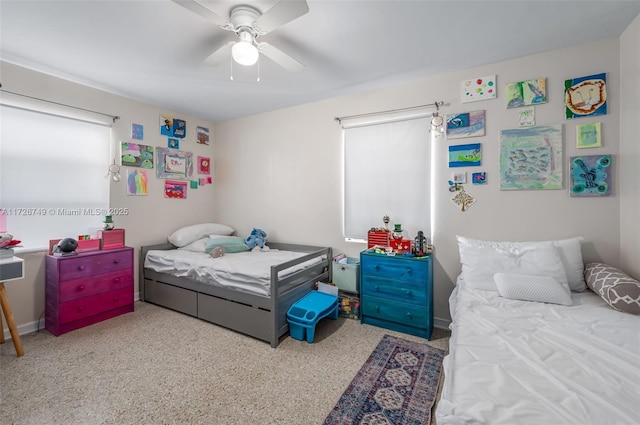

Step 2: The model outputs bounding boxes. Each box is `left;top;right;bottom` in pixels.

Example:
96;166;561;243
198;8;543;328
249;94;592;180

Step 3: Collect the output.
0;256;25;357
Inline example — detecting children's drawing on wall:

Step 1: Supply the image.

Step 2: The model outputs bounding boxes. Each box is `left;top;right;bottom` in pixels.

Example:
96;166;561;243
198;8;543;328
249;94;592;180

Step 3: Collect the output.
198;156;211;174
450;185;476;212
565;73;607;119
445;110;485;139
499;125;563;190
196;126;210;145
168;138;180;149
190;180;199;189
126;169;148;196
131;123;144;140
160;114;186;138
121;142;154;168
576;122;602;148
156;147;193;180
165;180;187;199
570;154;611;197
449;143;482;167
472;172;487;185
451;171;467;184
461;75;496;103
505;77;547;108
518;107;535;127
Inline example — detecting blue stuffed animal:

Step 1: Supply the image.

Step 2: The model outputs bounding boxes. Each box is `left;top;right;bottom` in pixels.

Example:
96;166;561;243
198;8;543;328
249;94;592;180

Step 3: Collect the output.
246;228;267;250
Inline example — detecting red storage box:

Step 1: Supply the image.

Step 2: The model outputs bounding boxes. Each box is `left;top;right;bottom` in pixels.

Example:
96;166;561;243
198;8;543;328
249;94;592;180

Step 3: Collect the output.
99;228;125;250
367;230;390;248
390;238;411;252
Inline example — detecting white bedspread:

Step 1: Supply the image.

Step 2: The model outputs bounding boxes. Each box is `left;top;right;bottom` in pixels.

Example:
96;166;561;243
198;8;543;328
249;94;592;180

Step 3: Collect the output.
144;249;320;297
436;275;640;425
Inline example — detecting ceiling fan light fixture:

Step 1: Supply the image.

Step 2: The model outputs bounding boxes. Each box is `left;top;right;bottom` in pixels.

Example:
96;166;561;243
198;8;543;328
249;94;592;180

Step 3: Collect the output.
232;31;259;66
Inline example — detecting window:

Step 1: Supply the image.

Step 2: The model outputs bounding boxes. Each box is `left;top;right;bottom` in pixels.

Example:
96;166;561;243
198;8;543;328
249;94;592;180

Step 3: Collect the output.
0;104;111;250
343;116;431;242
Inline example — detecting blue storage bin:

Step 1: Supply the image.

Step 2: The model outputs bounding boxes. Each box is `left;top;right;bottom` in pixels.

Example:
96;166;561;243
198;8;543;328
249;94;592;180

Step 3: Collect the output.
287;291;339;343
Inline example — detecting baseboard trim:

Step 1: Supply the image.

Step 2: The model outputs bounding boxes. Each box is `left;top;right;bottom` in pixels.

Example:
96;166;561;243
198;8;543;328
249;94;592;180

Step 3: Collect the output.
433;316;451;330
2;292;142;340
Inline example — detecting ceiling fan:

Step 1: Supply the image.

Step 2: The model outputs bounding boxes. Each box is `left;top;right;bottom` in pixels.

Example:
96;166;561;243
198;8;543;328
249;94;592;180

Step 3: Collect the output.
172;0;309;72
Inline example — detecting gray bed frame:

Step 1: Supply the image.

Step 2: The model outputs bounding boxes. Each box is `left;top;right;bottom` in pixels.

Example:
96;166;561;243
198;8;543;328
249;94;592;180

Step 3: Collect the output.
139;242;332;347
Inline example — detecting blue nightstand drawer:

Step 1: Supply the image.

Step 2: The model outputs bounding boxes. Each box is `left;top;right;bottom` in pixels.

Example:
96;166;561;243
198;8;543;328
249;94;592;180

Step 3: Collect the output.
361;255;427;284
361;295;429;326
361;276;427;305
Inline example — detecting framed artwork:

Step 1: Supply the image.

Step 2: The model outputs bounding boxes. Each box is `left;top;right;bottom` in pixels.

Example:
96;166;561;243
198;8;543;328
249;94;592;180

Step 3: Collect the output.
451;186;476;212
196;126;210;145
451;171;467;184
499;125;563;190
131;123;143;140
570;154;611;197
165;180;187;199
461;75;496;103
445;110;485;139
156;147;193;180
121;142;154;168
448;143;482;167
472;172;487;185
168;138;180;149
576;122;602;148
565;73;607;119
506;77;547;108
160;114;186;138
190;180;199;189
198;156;211;174
518;107;535;127
126;169;148;196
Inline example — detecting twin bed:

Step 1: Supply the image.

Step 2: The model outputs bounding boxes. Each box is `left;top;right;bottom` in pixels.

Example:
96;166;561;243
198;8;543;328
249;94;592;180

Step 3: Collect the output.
436;236;640;424
140;223;331;348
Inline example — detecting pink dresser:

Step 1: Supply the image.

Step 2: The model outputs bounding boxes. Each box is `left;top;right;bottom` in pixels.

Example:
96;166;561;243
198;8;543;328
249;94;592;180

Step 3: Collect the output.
45;247;134;336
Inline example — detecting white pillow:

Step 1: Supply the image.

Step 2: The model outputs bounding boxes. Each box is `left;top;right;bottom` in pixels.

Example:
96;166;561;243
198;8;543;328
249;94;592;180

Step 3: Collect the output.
177;236;210;253
458;240;568;292
494;273;572;306
457;236;585;292
168;223;235;247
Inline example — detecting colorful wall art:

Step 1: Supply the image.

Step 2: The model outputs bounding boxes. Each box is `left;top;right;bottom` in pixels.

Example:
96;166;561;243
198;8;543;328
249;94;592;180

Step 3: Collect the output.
472;172;487;185
156;147;193;180
451;186;476;212
565;73;607;119
445;110;485;139
518;107;535;127
131;123;143;140
168;138;180;149
160;114;186;138
576;122;602;148
198;156;211;174
121;142;154;168
505;77;547;108
449;143;482;167
570;154;612;197
499;125;563;190
196;126;210;145
126;169;148;196
165;180;187;199
461;75;496;103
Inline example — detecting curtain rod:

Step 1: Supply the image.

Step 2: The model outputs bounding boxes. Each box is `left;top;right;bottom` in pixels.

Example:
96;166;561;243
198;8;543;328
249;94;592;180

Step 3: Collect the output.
0;85;120;123
334;101;444;125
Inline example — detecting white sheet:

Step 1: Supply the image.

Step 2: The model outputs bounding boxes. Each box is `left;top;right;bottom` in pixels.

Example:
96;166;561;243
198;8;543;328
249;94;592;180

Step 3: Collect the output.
144;249;321;297
436;275;640;425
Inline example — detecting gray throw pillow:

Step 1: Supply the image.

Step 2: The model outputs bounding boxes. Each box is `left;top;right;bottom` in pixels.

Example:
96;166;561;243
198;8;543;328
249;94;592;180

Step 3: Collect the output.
584;262;640;315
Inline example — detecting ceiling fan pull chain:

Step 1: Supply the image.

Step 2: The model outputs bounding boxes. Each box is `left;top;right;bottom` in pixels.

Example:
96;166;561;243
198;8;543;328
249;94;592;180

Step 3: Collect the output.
256;56;261;82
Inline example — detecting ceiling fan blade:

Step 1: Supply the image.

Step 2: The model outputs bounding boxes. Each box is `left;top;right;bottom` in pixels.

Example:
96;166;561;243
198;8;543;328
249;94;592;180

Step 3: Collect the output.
172;0;229;27
259;43;305;72
204;41;234;66
255;0;309;34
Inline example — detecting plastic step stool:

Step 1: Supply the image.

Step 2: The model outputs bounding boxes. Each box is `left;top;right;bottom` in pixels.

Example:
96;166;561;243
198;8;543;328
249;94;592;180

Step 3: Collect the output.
287;291;339;343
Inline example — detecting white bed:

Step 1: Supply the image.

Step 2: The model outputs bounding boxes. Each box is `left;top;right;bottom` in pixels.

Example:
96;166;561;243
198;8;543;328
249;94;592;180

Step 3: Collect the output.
436;236;640;425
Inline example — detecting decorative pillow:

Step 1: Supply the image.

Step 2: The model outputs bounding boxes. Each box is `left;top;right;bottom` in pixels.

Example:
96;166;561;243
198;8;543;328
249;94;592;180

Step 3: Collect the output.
168;223;235;247
457;238;568;292
494;273;572;306
177;237;210;253
457;236;586;292
584;262;640;315
205;236;249;254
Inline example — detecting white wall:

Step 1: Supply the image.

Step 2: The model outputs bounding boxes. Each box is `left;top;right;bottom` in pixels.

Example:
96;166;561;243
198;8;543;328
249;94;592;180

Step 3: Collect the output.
619;14;640;279
215;37;627;326
1;61;216;336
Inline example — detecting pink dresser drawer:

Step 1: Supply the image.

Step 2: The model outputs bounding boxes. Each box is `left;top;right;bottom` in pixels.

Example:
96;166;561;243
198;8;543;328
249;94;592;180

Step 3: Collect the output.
58;250;132;281
59;269;133;303
59;286;133;324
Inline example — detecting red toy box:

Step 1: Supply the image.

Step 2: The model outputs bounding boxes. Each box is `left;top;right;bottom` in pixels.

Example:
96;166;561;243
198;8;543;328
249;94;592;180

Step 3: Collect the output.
367;230;390;248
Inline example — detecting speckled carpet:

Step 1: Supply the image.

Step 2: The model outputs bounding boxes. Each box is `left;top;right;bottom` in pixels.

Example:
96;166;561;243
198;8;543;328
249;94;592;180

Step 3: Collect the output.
1;301;449;425
323;334;445;425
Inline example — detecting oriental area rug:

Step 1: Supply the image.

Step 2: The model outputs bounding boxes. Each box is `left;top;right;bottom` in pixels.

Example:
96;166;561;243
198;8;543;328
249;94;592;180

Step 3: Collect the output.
324;334;445;425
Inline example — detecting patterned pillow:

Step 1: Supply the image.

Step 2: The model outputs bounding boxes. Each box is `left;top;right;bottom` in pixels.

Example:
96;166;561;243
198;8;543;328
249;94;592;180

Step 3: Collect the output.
584;263;640;315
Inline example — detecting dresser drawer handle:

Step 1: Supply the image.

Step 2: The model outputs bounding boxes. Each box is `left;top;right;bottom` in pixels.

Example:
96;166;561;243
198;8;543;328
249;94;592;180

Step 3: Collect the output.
77;306;84;312
405;290;411;297
113;277;121;283
113;259;121;264
77;265;86;271
406;312;413;319
77;285;85;292
374;306;380;312
113;296;119;302
406;268;412;275
374;285;379;291
374;265;380;271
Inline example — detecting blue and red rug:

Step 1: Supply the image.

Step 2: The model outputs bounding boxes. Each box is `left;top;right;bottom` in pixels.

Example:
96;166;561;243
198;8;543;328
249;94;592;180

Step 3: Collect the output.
324;334;445;425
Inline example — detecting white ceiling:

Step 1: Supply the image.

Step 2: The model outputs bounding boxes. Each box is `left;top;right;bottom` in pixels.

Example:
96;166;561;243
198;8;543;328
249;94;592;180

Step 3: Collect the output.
1;0;638;123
